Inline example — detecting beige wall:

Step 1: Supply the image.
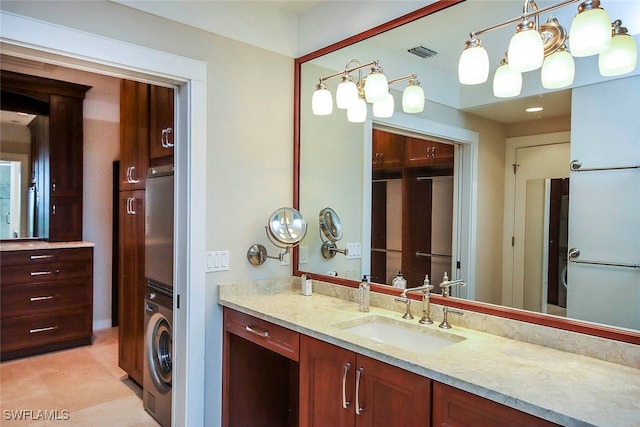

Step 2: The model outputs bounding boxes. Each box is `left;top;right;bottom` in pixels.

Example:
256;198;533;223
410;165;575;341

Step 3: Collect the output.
0;1;294;423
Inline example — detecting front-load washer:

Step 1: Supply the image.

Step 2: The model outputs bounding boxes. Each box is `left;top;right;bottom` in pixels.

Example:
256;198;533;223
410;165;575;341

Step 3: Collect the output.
143;284;173;426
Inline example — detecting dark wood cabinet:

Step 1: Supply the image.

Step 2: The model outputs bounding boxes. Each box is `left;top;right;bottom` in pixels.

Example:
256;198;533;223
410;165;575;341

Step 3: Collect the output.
118;190;146;385
432;382;559;427
119;79;149;190
405;137;454;168
0;247;93;360
149;85;175;163
372;129;404;170
299;335;431;427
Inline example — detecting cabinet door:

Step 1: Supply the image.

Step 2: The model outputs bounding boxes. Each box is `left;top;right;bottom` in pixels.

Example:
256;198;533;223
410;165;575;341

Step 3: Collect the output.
432;382;558;427
405;138;454;167
355;354;430;427
49;197;82;242
118;190;145;385
300;335;355;427
120;80;149;190
373;129;404;170
149;85;175;161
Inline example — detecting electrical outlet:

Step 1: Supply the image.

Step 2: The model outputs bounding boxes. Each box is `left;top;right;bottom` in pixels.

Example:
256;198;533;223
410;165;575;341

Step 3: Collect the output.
280;251;290;266
206;250;230;272
299;246;309;264
346;243;362;259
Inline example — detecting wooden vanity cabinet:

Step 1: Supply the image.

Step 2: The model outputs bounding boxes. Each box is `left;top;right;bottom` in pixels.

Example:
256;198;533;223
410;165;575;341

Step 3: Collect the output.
432;382;559;427
299;335;431;427
0;247;93;360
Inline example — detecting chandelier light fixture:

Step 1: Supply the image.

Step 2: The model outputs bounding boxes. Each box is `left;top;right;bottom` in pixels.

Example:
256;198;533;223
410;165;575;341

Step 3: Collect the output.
312;59;425;123
458;0;637;98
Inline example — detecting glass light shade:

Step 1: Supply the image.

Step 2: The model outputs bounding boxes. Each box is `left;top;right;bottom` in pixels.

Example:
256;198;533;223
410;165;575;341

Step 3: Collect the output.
363;72;389;103
347;98;367;123
508;29;544;72
569;7;611;57
458;45;489;85
373;92;394;118
402;84;425;113
542;49;575;89
336;79;358;109
598;34;638;76
312;87;333;115
492;63;522;98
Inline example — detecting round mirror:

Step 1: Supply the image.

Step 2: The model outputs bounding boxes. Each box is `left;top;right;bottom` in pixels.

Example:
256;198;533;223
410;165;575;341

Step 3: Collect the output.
318;207;343;242
268;207;308;247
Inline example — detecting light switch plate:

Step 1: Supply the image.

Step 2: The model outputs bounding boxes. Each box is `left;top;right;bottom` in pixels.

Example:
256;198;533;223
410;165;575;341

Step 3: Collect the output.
346;243;362;259
299;246;308;264
280;251;290;266
206;250;230;272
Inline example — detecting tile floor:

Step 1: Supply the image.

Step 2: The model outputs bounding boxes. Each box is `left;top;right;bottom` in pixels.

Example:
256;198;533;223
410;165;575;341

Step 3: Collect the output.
0;327;159;426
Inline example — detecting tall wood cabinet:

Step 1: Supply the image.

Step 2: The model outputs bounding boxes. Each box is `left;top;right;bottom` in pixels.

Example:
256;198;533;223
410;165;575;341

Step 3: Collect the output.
117;79;174;385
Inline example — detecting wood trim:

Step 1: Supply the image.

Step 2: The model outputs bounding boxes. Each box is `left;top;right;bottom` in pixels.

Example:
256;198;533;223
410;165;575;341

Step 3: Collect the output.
0;70;91;99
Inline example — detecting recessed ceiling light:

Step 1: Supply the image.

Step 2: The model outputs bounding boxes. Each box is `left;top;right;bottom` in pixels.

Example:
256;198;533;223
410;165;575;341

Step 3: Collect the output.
525;106;544;113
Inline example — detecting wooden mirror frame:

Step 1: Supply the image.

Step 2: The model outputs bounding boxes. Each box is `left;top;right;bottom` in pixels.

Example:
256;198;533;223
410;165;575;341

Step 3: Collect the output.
292;0;640;345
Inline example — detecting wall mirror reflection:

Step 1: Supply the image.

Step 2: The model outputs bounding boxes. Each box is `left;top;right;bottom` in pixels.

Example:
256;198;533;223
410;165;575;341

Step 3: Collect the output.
296;0;639;335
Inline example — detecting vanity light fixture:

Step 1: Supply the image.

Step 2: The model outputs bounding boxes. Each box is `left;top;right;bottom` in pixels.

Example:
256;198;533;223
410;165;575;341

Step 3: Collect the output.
493;55;523;98
458;0;635;97
598;19;638;77
312;59;424;122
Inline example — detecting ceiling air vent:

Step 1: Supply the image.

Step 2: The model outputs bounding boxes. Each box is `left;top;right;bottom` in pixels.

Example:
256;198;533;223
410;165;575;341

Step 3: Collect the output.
408;46;438;59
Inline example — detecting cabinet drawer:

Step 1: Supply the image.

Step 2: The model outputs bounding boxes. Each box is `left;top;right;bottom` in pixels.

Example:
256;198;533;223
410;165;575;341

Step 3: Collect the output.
224;308;299;361
0;248;92;267
1;279;91;318
1;260;92;285
1;308;92;353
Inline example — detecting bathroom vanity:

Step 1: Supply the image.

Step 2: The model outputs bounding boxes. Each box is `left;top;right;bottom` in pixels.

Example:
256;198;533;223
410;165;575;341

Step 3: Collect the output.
219;278;640;426
0;241;94;360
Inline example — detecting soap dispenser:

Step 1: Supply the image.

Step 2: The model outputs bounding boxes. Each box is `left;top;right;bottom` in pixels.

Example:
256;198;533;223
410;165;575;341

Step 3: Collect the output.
392;271;407;290
359;275;370;312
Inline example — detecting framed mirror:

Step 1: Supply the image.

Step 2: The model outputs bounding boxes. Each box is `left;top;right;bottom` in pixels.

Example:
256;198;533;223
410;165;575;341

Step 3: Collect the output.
294;0;640;344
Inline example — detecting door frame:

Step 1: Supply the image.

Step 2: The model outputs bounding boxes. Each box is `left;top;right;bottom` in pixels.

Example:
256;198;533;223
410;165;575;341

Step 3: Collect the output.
1;11;207;426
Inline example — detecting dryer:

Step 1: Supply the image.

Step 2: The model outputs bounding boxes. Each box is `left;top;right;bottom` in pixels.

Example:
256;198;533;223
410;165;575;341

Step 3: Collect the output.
143;284;173;426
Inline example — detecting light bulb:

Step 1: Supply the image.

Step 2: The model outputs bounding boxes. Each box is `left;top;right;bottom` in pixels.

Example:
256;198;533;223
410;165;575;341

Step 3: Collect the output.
402;82;425;113
311;81;333;115
598;21;637;76
542;47;575;89
364;65;388;103
347;98;367;123
336;77;358;109
508;20;544;72
373;92;394;118
458;37;489;85
492;60;522;98
569;1;611;57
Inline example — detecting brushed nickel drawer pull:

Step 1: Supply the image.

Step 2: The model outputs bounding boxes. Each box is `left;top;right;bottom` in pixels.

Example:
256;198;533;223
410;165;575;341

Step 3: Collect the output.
244;325;269;338
30;326;58;334
342;362;351;409
30;255;56;260
31;271;53;276
30;295;55;302
355;367;364;415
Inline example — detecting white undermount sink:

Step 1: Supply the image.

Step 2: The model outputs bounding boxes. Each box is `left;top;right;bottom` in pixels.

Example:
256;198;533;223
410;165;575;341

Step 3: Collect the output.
334;315;465;354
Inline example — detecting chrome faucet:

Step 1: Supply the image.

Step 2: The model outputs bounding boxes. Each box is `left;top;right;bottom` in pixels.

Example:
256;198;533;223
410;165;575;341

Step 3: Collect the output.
395;275;434;321
439;307;463;329
439;272;466;297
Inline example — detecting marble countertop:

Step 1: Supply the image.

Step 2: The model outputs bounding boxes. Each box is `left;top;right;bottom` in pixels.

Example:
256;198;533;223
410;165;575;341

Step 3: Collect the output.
0;240;94;251
218;279;640;427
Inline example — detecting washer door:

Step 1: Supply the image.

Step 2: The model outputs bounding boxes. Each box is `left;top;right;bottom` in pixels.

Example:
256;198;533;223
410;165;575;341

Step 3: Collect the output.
146;312;172;393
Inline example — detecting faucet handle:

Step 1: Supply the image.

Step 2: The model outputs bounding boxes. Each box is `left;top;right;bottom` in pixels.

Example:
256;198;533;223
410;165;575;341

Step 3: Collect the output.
394;297;413;320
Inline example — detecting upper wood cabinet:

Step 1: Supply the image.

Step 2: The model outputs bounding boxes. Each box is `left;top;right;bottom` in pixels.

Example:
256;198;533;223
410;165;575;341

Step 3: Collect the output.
0;70;90;242
149;85;175;162
372;129;404;170
405;137;454;168
119;79;149;190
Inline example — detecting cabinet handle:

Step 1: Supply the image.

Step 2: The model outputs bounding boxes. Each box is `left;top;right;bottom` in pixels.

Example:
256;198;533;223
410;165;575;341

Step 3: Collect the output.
30;295;56;302
244;325;269;338
30;254;56;260
52;204;56;215
129;166;140;184
342;362;351;409
52;180;56;192
129;198;137;215
30;271;53;276
30;326;58;334
355;367;364;415
161;127;174;148
432;147;436;158
126;166;132;183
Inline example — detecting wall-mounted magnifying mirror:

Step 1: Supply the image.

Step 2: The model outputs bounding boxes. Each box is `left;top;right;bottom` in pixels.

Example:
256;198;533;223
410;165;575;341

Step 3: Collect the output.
319;207;348;259
247;207;308;266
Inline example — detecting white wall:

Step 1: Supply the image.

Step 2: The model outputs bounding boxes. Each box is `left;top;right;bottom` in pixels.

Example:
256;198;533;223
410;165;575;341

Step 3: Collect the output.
1;1;294;425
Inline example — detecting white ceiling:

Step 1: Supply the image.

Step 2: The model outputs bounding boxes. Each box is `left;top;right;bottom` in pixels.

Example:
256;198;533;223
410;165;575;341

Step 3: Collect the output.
0;110;36;126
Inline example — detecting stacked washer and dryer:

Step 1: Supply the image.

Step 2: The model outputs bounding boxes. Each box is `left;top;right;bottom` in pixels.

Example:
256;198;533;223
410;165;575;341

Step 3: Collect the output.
143;165;174;426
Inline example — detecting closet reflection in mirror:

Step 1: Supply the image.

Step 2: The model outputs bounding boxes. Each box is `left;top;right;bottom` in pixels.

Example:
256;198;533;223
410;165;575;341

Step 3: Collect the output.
296;0;640;332
0;110;40;239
